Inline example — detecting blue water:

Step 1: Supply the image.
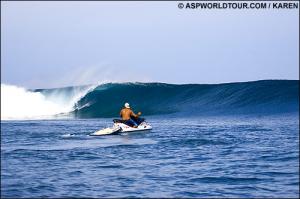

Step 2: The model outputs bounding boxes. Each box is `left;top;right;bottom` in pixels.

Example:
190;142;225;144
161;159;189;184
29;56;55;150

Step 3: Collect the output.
37;80;298;118
1;115;299;197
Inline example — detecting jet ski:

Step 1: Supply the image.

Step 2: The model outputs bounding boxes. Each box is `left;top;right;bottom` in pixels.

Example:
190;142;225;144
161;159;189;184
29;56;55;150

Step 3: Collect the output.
90;118;152;136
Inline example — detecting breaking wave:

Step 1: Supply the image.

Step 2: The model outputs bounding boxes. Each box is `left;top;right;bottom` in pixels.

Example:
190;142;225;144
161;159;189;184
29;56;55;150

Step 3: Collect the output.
72;80;299;118
1;80;299;120
1;84;95;120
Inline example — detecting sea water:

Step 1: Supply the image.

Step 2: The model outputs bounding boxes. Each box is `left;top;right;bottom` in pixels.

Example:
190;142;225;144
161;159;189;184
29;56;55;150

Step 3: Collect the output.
1;115;299;197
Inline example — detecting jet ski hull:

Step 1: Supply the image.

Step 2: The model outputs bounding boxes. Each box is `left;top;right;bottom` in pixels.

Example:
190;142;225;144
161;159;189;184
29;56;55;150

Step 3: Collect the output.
90;121;152;136
114;122;152;132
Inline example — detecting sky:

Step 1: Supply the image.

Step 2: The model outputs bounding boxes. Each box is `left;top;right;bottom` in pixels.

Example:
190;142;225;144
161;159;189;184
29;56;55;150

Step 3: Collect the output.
1;1;299;89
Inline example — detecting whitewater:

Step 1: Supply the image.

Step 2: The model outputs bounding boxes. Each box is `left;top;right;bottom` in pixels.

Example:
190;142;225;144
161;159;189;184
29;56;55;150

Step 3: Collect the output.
1;84;96;120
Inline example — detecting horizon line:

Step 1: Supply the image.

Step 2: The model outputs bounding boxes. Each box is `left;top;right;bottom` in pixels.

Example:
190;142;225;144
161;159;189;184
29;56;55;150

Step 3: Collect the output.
16;78;299;90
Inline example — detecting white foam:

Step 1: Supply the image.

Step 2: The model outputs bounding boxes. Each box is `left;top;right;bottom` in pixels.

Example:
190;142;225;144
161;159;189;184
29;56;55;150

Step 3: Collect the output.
61;133;76;138
1;84;96;120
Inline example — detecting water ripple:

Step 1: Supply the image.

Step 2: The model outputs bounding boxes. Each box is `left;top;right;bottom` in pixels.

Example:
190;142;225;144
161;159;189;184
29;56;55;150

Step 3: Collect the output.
1;116;299;197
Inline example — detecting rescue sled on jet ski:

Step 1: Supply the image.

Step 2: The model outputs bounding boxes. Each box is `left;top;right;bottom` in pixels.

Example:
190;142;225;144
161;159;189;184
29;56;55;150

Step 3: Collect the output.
90;118;152;136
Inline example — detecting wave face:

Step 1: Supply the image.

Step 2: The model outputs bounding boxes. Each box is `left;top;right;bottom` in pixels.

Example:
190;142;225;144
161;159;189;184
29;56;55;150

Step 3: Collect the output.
71;80;299;118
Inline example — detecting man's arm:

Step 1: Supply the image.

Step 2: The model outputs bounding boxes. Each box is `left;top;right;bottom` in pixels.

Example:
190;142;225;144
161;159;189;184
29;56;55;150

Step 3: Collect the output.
130;110;138;118
120;109;123;117
131;110;141;118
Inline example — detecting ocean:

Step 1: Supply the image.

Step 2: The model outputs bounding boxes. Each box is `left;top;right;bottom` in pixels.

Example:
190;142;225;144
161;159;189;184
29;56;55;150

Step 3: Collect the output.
1;115;299;198
1;80;299;197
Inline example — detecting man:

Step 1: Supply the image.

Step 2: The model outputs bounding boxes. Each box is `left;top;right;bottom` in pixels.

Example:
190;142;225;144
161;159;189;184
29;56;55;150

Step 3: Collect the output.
120;102;142;128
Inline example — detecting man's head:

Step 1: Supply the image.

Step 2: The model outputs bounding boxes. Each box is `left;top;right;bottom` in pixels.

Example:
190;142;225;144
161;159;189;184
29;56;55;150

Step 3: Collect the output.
124;102;130;109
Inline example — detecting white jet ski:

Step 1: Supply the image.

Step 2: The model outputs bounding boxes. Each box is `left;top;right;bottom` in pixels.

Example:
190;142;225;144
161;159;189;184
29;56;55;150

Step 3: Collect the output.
114;120;152;132
91;125;121;136
90;118;152;136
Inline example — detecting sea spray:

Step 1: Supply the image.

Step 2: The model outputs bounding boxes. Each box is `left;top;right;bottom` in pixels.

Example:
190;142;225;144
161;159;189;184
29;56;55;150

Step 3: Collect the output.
1;84;96;120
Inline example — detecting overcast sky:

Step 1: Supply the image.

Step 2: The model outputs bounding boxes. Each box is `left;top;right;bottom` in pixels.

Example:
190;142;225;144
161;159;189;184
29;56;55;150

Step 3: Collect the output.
1;1;299;89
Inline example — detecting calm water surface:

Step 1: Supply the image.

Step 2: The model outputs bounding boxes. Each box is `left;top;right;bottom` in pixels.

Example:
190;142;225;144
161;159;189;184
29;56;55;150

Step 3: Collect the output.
1;115;299;197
